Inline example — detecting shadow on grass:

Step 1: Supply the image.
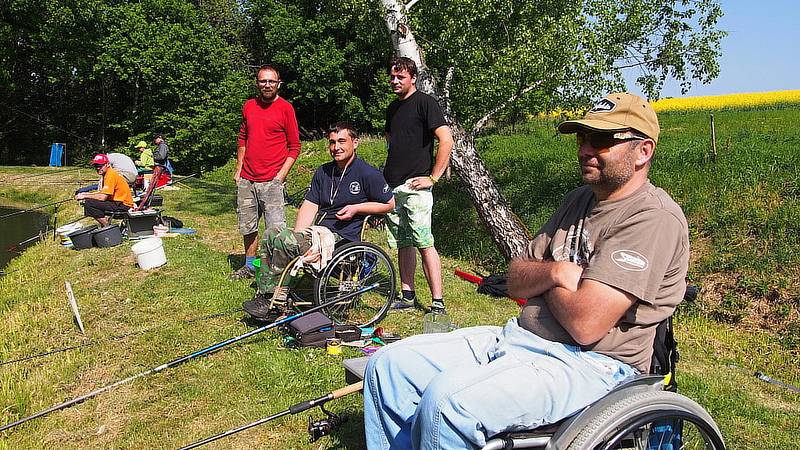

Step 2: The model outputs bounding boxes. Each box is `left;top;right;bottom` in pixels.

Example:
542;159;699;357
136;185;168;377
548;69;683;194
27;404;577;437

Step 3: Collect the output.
432;149;579;270
168;178;237;217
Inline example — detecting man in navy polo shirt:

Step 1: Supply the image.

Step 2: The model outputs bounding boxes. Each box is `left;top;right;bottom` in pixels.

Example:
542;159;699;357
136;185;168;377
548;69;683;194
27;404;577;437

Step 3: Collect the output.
243;122;395;320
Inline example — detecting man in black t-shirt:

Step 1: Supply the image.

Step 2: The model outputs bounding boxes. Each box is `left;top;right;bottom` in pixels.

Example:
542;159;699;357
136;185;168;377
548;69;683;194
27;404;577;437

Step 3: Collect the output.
243;122;394;320
384;56;454;313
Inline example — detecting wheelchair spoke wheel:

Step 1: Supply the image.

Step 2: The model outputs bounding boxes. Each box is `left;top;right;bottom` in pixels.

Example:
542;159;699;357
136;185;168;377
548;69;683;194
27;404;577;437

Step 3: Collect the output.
314;242;396;327
567;390;725;450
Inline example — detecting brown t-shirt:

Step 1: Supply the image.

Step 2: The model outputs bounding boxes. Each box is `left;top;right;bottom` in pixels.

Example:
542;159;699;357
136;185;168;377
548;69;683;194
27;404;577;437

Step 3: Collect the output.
518;182;689;372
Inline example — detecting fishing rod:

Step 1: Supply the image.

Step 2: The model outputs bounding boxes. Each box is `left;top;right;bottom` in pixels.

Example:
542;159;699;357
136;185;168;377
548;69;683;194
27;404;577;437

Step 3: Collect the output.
0;283;378;432
180;381;364;449
728;364;800;393
0;308;243;367
0;198;72;220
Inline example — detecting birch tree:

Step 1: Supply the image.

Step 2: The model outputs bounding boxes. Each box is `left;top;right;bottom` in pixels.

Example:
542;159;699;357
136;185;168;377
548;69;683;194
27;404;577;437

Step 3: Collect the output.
378;0;723;259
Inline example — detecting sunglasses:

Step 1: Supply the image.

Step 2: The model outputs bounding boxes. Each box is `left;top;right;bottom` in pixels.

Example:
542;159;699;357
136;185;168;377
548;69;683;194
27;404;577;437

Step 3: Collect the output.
93;164;105;169
576;131;645;149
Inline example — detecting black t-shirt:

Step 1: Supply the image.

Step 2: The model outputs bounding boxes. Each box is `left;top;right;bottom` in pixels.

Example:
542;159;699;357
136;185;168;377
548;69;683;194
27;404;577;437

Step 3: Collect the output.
305;157;393;242
384;91;447;188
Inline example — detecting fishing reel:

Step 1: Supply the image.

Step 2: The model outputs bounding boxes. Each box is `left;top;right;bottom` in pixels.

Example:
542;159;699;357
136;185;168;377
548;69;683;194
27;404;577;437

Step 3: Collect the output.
307;404;348;443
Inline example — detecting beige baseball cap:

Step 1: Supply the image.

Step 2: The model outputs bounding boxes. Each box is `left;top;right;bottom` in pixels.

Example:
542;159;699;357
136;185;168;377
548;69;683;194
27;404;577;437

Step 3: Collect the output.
557;92;660;143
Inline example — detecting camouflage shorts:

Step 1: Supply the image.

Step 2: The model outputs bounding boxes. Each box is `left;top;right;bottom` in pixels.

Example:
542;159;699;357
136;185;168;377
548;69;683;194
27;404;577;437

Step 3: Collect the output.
385;181;434;249
237;178;285;235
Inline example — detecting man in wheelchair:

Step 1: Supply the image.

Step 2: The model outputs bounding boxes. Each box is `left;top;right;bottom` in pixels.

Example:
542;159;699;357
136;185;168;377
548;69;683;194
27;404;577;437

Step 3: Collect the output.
243;122;395;320
363;93;691;449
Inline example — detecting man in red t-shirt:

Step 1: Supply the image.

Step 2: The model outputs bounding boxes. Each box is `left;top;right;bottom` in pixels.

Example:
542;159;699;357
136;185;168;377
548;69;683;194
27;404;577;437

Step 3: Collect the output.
231;65;301;280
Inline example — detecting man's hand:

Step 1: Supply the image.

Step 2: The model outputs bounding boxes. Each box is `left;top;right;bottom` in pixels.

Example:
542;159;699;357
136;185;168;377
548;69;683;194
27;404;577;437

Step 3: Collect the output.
335;205;359;221
406;176;434;190
554;262;583;292
74;193;84;201
233;168;241;183
508;258;583;299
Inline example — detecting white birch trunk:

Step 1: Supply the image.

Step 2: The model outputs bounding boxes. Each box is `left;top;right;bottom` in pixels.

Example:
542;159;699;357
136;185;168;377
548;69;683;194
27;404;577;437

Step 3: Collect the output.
380;0;530;260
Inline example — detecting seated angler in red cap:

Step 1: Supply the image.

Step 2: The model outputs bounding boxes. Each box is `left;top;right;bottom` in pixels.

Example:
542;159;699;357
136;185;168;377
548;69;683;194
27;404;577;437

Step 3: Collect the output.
74;154;135;226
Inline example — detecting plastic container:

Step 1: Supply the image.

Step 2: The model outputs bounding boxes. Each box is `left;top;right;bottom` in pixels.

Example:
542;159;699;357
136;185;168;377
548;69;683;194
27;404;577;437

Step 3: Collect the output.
423;310;451;334
252;258;261;281
67;226;98;250
131;237;167;270
92;225;123;248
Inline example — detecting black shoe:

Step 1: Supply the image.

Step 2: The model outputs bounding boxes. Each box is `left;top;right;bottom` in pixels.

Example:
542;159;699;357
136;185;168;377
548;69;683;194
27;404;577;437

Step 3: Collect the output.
243;294;280;321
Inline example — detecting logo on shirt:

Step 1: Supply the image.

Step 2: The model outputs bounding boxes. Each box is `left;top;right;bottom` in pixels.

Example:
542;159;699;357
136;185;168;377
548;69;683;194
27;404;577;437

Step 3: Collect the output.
382;183;390;193
552;228;593;266
349;182;361;195
589;98;616;113
611;250;648;271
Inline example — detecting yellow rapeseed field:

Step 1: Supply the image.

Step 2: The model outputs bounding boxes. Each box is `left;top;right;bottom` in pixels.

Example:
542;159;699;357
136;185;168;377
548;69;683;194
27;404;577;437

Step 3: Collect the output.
651;90;800;111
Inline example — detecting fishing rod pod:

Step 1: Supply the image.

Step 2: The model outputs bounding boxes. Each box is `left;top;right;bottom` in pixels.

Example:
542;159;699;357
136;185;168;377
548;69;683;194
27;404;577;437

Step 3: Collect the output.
0;283;379;433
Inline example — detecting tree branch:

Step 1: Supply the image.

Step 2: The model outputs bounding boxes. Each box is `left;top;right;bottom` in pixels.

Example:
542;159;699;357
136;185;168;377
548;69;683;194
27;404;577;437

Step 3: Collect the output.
471;82;541;137
405;0;420;10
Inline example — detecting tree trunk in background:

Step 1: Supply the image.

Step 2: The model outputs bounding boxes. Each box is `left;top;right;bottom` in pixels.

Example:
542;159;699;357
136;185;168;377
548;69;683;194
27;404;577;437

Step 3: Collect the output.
380;0;531;260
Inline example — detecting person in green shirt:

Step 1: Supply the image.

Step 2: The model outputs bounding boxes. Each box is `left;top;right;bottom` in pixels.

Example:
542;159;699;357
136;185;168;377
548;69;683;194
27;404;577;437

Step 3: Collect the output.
134;141;155;168
134;140;155;190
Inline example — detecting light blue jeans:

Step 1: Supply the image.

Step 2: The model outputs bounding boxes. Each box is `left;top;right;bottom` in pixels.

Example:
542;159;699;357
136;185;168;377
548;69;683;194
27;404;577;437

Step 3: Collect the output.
363;318;637;450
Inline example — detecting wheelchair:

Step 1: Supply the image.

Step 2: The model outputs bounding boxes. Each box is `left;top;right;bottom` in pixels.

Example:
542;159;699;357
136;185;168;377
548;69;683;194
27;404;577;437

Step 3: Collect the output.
260;216;397;328
344;287;726;450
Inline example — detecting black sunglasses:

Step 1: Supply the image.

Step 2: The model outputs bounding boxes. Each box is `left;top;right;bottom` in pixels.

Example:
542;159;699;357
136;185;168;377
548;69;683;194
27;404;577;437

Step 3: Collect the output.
93;164;105;169
576;131;645;149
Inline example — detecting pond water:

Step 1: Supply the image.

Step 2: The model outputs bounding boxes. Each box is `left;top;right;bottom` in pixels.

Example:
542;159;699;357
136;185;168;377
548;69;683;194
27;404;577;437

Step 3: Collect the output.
0;206;50;271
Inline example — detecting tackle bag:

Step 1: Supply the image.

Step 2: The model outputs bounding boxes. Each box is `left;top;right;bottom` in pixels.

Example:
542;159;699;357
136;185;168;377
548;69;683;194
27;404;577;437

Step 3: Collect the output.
286;311;334;348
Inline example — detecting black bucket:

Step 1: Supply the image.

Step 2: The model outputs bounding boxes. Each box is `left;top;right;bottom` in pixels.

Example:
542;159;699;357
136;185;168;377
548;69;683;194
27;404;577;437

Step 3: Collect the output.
67;226;98;250
92;225;123;248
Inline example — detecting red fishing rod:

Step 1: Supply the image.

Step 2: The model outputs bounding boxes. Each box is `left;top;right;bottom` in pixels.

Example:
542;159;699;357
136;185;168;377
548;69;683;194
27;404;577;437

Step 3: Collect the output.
454;268;526;306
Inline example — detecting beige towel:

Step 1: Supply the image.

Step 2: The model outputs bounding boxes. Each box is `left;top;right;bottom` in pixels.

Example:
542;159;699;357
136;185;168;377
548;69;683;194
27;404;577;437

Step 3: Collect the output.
301;226;337;272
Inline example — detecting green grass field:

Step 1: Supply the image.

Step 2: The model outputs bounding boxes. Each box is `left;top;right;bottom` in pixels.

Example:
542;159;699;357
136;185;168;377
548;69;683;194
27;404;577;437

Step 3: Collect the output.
0;105;798;449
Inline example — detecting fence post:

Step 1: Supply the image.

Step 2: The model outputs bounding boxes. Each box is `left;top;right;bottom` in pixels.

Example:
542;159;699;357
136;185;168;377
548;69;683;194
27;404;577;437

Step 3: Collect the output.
709;114;717;162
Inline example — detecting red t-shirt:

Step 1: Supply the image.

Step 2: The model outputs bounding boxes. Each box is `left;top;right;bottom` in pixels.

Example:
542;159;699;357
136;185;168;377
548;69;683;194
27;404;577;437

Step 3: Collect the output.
238;96;301;182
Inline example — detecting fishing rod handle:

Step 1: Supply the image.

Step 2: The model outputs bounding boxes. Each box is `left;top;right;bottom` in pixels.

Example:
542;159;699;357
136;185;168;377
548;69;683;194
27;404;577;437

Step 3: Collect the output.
288;381;365;414
332;381;363;399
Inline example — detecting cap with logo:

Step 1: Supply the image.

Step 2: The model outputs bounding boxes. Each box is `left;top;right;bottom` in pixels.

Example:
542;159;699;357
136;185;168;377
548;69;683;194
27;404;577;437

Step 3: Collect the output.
91;154;109;165
557;92;660;143
136;141;148;148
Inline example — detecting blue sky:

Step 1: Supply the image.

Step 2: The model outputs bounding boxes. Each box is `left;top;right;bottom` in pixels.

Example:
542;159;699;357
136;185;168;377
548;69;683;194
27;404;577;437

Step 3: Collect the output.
625;1;799;98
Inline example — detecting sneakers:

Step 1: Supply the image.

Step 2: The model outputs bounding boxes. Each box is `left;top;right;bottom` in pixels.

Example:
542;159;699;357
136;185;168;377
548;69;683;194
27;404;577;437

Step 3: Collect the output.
229;265;255;281
242;294;282;321
390;298;417;310
430;299;446;314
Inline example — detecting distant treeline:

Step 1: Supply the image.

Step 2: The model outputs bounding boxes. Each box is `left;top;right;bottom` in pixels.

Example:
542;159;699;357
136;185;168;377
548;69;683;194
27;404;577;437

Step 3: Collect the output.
0;0;393;172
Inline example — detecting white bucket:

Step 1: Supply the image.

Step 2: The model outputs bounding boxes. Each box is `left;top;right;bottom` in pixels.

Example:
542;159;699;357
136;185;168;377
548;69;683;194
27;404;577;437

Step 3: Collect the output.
131;237;167;270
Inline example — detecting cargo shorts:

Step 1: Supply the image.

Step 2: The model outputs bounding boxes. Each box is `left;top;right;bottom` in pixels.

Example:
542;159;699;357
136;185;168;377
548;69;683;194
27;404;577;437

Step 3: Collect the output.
237;178;286;235
385;181;434;249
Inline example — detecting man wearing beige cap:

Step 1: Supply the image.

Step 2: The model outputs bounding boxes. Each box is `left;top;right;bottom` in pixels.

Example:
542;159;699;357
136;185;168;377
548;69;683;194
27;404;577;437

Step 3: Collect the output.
363;93;690;449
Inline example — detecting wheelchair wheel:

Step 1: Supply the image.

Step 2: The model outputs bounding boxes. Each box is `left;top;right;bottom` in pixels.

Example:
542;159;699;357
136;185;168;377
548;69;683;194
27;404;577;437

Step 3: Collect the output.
567;390;725;450
313;242;396;327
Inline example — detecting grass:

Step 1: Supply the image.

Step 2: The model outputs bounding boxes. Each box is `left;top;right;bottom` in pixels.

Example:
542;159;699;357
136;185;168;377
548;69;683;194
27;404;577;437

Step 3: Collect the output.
1;104;799;448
